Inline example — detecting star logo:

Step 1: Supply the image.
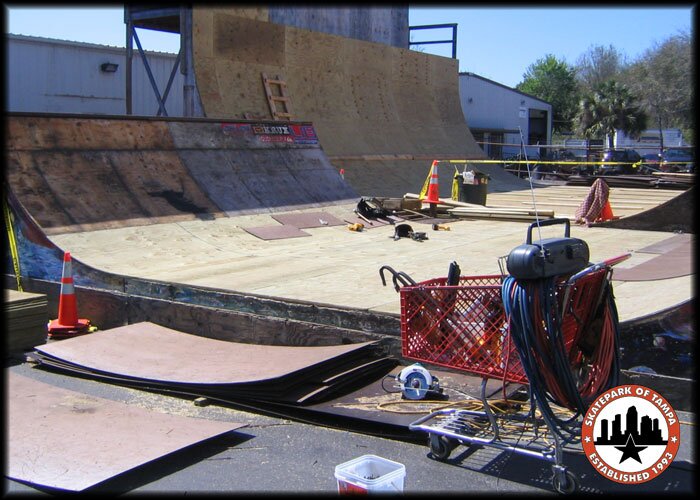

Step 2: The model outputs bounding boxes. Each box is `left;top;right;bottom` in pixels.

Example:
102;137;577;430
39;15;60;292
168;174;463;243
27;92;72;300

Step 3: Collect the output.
615;434;647;464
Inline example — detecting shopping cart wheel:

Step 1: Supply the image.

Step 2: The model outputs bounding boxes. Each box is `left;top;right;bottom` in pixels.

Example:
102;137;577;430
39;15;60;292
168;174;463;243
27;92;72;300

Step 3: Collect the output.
551;468;578;494
428;433;457;461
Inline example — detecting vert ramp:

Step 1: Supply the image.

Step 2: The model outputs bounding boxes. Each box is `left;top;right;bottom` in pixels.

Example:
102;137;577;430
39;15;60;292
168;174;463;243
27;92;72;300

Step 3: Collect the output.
5;113;357;234
190;7;531;198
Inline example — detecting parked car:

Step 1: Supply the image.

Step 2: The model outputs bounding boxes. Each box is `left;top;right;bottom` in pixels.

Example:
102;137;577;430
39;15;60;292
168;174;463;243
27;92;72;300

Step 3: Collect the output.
660;148;694;172
598;149;642;175
640;153;663;173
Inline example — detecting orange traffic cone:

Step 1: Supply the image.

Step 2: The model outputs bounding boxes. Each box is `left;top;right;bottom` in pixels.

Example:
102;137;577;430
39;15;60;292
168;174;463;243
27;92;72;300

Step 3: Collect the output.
47;252;92;339
425;160;440;205
598;200;614;222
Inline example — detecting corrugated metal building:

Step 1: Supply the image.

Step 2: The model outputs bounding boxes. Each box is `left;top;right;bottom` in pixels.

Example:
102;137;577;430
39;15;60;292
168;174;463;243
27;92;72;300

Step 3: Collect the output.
6;34;183;116
458;72;552;159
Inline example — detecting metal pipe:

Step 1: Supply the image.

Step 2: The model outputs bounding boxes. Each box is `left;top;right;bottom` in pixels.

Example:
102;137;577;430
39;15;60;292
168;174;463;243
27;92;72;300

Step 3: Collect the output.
125;12;133;115
132;29;168;116
451;24;457;59
160;51;182;116
181;7;195;117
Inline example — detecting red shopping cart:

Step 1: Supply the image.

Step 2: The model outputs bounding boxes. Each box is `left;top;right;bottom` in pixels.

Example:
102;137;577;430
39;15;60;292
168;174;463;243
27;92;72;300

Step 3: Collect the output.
396;252;629;493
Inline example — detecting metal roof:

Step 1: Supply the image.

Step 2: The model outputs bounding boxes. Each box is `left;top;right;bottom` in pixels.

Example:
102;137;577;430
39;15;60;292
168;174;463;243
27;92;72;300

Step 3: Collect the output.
459;71;552;106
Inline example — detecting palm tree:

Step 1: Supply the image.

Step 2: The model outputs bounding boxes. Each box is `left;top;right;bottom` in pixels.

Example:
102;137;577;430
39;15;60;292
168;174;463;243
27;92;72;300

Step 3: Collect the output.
575;80;647;149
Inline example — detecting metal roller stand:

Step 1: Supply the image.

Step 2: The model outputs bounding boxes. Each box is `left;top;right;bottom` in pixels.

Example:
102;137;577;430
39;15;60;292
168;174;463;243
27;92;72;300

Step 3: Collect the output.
408;378;578;494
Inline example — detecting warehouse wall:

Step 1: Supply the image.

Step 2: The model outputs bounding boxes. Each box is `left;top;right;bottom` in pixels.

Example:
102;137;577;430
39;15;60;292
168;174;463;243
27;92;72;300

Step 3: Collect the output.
268;6;409;48
5;34;184;117
458;72;552;158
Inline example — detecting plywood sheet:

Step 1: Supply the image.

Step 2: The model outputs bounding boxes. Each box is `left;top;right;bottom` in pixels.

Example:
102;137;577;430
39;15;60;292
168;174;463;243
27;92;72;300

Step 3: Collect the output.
636;233;693;254
613;240;693;282
6;371;244;492
33;322;376;385
271;212;345;228
5;289;48;352
243;225;311;240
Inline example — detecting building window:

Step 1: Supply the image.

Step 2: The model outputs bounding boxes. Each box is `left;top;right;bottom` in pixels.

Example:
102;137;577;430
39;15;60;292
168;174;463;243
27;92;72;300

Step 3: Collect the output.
489;133;503;160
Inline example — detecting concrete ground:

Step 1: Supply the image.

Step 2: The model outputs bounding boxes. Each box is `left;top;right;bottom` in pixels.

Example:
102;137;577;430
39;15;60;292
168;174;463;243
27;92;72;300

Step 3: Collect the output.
4;359;695;495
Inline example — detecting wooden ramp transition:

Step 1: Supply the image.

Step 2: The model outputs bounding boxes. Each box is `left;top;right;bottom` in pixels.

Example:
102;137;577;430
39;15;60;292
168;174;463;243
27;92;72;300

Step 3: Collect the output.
191;7;531;199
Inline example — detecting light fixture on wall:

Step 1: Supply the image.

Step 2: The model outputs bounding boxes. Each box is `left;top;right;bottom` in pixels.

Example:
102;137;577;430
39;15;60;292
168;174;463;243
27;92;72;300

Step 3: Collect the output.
100;62;119;73
520;99;526;105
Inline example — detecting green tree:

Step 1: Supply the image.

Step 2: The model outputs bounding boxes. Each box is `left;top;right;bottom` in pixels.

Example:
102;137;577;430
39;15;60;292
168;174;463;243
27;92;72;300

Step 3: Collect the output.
516;54;580;134
575;44;628;91
621;30;693;146
575;80;648;149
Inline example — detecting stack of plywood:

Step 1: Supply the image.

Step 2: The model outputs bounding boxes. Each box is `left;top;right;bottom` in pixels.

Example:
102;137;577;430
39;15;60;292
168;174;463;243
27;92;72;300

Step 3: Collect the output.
5;289;48;354
403;193;556;221
32;322;397;406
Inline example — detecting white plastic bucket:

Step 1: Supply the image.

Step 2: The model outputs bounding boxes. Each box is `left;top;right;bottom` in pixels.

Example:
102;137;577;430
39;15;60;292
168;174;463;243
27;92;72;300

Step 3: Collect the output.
334;454;406;494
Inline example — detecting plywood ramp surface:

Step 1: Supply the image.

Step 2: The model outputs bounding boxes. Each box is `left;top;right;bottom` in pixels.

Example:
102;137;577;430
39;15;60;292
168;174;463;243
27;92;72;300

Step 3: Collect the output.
192;8;522;197
6;115;357;233
5;116;220;233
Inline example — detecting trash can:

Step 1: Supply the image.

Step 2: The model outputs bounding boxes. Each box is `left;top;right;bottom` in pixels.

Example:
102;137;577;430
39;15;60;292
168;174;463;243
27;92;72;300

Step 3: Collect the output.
458;170;489;205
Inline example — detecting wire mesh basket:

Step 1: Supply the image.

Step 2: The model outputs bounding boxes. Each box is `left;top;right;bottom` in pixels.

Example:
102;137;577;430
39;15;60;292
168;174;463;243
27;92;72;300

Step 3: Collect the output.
399;268;610;386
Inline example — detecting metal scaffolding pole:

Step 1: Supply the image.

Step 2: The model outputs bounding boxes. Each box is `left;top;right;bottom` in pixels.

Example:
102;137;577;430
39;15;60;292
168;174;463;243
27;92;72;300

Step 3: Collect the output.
181;7;195;117
124;5;197;117
125;11;133;115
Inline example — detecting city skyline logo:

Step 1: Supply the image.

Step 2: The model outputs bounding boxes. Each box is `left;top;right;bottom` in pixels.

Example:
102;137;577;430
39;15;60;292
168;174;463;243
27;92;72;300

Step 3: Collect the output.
582;385;681;485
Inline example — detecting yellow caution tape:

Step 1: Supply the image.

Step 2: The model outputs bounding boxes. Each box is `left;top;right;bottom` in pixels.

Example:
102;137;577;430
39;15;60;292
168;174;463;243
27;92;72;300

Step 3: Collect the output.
433;159;655;165
3;195;23;291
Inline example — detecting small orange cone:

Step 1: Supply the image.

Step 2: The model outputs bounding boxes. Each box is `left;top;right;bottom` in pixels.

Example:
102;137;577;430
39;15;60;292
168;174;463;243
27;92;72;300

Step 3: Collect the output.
47;252;92;339
598;200;614;221
425;160;440;205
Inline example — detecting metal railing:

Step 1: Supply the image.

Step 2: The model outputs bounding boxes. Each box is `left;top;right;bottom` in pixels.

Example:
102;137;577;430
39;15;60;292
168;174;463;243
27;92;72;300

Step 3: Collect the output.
408;23;457;59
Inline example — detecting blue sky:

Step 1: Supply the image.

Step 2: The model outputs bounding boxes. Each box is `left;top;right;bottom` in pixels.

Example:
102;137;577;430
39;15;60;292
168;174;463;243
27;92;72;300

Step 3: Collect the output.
4;5;694;88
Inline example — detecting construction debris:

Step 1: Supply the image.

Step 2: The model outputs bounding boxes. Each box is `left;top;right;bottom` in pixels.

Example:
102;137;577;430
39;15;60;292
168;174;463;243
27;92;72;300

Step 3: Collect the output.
403;192;555;221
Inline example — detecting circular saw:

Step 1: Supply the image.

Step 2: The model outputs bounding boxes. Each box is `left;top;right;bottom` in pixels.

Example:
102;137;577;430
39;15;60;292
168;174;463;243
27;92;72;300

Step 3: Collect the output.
397;363;441;400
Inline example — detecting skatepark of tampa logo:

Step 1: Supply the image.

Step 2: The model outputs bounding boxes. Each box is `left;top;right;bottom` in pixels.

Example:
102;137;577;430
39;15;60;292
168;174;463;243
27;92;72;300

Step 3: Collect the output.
581;384;680;485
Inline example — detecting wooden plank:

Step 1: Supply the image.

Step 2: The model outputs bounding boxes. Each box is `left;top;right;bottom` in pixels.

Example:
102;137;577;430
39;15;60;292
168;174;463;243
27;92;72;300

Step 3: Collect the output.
448;209;555;222
404;192;555;216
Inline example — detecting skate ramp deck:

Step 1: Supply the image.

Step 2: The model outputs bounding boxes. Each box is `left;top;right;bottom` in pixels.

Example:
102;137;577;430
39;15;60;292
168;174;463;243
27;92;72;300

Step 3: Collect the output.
191;8;531;198
5;114;357;235
591;186;694;233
